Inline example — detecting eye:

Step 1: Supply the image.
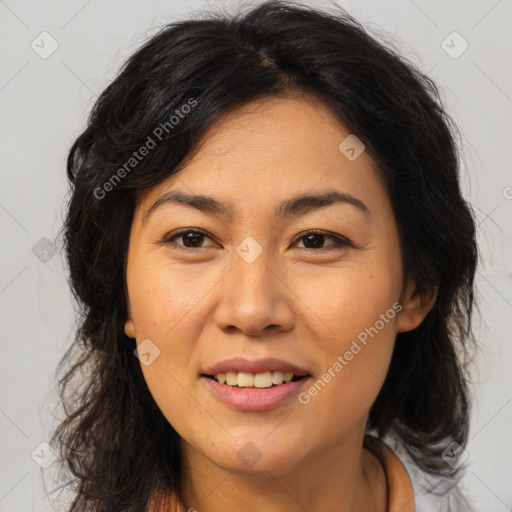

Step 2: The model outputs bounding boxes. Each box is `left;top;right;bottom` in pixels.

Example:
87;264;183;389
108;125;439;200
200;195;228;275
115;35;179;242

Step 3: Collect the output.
161;228;352;251
292;230;351;250
162;229;218;249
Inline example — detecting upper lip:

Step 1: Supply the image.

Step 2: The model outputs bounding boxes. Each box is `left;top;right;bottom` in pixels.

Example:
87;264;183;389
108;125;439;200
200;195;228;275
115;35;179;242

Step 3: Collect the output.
202;357;311;377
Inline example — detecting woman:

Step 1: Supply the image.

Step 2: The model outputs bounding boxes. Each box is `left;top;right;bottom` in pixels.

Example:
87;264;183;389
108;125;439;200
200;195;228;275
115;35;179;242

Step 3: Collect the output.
52;2;478;511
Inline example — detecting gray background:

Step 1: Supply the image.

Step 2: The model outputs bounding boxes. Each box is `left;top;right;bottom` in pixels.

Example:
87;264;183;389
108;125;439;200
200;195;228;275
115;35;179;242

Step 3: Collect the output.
1;0;511;510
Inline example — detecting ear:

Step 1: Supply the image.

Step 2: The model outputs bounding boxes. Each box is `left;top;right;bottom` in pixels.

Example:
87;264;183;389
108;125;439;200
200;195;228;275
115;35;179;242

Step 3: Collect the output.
396;279;438;333
124;313;136;339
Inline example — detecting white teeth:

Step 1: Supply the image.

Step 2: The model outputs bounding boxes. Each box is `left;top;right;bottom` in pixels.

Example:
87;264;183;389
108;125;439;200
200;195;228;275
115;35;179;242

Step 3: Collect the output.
237;372;254;387
253;371;272;388
213;371;296;388
225;372;237;386
272;371;284;385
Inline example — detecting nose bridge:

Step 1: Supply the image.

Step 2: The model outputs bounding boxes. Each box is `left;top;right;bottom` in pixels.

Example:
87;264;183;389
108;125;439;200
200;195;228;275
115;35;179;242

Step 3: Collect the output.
214;236;294;334
230;236;276;306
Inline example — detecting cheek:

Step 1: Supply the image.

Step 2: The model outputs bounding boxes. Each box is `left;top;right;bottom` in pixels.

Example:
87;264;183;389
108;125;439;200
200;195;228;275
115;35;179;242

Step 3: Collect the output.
291;259;400;347
128;256;216;339
291;263;399;421
126;257;224;426
297;310;397;440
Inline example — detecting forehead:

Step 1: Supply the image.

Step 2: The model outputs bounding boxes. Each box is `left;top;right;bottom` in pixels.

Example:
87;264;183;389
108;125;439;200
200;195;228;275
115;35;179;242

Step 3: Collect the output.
188;94;355;164
136;94;388;220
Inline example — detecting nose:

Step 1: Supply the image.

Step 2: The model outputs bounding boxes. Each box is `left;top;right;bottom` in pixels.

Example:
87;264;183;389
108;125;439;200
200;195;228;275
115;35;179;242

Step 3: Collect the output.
213;246;295;337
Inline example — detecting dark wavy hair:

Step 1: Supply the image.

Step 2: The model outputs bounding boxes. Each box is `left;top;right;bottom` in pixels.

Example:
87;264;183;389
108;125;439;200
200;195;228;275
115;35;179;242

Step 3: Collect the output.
50;1;479;510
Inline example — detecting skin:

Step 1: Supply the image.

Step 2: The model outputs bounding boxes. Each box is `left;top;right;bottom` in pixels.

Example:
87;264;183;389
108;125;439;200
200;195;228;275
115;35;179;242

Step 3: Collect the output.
124;94;437;512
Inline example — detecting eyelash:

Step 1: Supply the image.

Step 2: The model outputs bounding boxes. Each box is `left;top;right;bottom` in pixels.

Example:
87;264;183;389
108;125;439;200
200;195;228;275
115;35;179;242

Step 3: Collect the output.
161;228;352;251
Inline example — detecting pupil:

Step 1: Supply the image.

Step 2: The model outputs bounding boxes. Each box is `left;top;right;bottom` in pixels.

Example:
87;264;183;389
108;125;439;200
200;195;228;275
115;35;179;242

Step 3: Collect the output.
304;234;324;249
183;232;203;247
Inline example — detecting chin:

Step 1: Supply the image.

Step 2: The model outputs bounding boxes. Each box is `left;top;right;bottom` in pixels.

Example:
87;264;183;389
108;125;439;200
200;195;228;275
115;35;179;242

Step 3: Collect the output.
205;439;303;476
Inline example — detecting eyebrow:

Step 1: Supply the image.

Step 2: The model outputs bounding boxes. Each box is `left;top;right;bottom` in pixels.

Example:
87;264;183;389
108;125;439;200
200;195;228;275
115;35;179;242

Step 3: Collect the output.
143;188;371;225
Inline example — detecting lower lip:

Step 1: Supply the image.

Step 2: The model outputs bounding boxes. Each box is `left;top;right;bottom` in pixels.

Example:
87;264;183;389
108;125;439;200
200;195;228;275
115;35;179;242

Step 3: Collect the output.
201;375;311;411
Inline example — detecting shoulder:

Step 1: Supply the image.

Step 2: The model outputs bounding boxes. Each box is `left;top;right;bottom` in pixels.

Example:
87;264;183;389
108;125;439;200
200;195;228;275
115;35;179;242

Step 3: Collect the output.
365;434;475;512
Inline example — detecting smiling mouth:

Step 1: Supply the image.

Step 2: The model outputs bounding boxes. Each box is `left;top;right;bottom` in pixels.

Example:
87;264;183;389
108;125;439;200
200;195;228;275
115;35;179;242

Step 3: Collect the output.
202;371;309;388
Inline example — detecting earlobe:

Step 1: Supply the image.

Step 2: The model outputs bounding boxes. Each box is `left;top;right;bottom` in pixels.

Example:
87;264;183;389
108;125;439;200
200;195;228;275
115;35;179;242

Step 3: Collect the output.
396;280;438;333
124;317;136;339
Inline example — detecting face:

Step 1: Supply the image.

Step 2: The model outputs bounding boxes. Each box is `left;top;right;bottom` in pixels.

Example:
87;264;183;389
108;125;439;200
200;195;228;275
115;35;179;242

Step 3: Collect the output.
124;94;432;478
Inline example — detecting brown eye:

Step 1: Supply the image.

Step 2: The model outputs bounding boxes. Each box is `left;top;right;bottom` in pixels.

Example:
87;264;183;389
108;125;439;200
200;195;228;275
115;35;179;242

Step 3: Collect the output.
294;230;350;250
163;229;217;248
161;228;351;251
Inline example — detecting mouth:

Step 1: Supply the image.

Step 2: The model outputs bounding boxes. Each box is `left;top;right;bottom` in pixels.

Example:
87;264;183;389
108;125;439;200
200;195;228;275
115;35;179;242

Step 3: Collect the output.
200;371;312;411
200;357;313;409
202;371;309;389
